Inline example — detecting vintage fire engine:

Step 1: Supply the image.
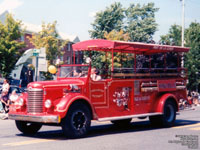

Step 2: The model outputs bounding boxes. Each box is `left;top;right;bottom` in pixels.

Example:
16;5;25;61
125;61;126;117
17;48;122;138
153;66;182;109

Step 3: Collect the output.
9;39;189;138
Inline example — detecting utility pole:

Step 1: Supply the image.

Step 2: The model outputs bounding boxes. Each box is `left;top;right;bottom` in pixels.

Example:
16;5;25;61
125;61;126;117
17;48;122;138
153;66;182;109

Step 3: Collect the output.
180;0;185;68
181;0;185;47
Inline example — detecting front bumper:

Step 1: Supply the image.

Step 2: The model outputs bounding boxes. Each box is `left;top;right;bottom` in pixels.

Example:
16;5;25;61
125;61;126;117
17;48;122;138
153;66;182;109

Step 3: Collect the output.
8;114;61;124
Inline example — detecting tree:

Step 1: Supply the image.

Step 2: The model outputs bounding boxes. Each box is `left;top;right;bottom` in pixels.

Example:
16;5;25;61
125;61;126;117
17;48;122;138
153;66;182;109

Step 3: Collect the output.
89;2;158;42
104;29;133;68
0;14;25;78
29;21;67;65
159;24;182;46
160;22;200;91
89;2;125;39
184;22;200;91
125;3;159;42
29;21;68;80
88;2;158;73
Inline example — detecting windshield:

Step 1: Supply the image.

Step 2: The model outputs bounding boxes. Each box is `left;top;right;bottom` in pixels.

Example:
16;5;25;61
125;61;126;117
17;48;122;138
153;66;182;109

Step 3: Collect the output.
59;65;89;78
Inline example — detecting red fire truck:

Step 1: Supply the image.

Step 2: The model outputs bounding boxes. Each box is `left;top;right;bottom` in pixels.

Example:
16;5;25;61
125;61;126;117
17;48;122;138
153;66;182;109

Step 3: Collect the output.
9;39;189;138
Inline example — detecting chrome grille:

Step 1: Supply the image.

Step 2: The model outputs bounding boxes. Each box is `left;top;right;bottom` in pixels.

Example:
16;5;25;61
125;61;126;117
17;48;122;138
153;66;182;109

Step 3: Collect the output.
27;88;43;113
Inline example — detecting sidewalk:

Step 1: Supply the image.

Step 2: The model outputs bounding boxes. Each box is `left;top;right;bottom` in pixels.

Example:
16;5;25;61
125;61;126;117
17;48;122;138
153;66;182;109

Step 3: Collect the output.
0;113;8;120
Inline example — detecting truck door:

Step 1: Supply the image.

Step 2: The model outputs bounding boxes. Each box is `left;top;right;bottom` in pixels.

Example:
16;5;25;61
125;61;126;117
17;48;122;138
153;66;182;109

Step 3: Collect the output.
89;80;108;109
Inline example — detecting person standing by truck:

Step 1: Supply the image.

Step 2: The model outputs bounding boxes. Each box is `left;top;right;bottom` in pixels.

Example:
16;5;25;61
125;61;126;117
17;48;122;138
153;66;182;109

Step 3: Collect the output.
0;79;10;113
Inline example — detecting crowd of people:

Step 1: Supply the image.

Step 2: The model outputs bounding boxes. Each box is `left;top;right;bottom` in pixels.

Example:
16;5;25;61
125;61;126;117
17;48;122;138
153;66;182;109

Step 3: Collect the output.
0;79;19;119
188;91;200;106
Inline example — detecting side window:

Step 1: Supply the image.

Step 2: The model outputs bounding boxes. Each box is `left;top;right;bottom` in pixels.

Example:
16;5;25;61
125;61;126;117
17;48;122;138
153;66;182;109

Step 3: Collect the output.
136;55;150;73
151;54;165;68
166;52;178;68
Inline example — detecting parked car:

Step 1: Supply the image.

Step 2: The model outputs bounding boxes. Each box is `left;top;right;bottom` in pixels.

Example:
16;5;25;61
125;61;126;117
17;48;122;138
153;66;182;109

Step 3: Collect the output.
9;79;22;87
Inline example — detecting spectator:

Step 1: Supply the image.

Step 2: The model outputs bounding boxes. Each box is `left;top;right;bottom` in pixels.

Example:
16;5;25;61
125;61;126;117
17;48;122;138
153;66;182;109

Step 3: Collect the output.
0;79;10;113
9;90;19;104
0;91;10;113
1;79;10;94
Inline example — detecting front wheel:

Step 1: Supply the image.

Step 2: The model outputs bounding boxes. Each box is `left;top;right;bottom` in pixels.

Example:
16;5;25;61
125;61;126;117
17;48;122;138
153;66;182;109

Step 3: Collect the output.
15;121;42;135
149;100;176;127
61;103;91;138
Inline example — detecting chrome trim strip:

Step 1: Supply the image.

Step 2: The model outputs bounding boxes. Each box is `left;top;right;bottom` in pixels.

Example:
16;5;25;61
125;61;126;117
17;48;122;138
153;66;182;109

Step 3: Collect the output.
98;112;163;122
8;114;60;123
28;88;43;92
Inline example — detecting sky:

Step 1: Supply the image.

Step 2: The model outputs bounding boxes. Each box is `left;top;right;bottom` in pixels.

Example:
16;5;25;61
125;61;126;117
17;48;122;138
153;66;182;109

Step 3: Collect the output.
0;0;200;42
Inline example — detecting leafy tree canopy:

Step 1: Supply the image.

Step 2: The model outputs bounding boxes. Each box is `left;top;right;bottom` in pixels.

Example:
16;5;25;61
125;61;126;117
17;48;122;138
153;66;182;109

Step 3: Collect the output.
159;24;182;46
160;22;200;91
125;2;159;42
89;2;158;42
29;21;68;80
0;14;25;78
89;2;125;39
184;22;200;91
29;21;68;65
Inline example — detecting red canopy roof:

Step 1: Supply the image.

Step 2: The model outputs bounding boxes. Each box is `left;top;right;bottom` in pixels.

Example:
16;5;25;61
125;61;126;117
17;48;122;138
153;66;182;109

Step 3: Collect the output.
72;39;189;54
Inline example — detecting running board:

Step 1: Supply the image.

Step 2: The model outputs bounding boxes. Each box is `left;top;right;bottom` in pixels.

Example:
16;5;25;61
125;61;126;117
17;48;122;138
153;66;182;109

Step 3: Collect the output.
98;112;163;122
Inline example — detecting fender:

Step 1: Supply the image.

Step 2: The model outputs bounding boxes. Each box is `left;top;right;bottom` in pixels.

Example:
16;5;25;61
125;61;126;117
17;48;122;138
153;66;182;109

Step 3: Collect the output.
55;93;96;119
155;93;178;113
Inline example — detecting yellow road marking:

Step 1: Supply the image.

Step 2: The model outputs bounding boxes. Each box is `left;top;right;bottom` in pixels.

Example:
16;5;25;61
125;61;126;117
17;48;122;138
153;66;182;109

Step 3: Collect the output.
190;127;200;131
173;123;200;129
3;139;56;146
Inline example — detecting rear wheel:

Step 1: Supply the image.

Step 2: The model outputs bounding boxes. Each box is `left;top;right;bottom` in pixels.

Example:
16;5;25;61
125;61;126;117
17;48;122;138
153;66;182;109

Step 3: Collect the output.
15;121;42;135
149;100;176;127
61;103;91;138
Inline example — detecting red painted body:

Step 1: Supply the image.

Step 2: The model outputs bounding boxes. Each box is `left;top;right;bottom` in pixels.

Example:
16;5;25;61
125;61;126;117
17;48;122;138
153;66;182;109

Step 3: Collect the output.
9;39;189;124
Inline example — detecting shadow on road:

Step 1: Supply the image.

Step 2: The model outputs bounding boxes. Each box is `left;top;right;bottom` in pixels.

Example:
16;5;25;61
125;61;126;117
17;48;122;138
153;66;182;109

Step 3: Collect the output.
15;119;200;140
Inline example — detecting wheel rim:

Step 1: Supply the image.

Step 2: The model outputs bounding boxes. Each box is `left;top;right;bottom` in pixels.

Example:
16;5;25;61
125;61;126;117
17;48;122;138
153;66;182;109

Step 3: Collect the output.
165;104;174;122
72;111;86;130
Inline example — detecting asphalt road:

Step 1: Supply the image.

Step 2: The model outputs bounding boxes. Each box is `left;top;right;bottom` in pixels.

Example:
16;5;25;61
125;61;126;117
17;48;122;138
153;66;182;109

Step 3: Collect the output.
0;107;200;150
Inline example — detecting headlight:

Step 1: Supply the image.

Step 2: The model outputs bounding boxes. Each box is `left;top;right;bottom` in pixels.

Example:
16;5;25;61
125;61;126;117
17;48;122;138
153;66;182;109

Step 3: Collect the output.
18;98;24;106
45;99;52;108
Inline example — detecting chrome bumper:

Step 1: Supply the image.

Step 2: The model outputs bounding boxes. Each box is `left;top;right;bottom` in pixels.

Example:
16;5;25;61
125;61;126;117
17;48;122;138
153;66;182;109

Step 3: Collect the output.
8;114;61;124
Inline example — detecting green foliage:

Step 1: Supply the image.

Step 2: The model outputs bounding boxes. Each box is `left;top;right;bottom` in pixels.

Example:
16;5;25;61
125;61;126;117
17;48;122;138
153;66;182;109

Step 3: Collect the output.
29;21;67;65
104;29;134;68
89;2;158;42
184;22;200;91
29;21;68;80
125;2;159;42
161;22;200;91
89;2;158;71
159;24;182;46
0;14;25;78
89;2;125;39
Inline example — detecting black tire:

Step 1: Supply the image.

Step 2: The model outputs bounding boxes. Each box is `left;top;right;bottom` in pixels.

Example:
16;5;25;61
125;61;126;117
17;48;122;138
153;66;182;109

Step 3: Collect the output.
149;100;176;127
111;119;132;127
61;103;91;138
15;121;42;135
